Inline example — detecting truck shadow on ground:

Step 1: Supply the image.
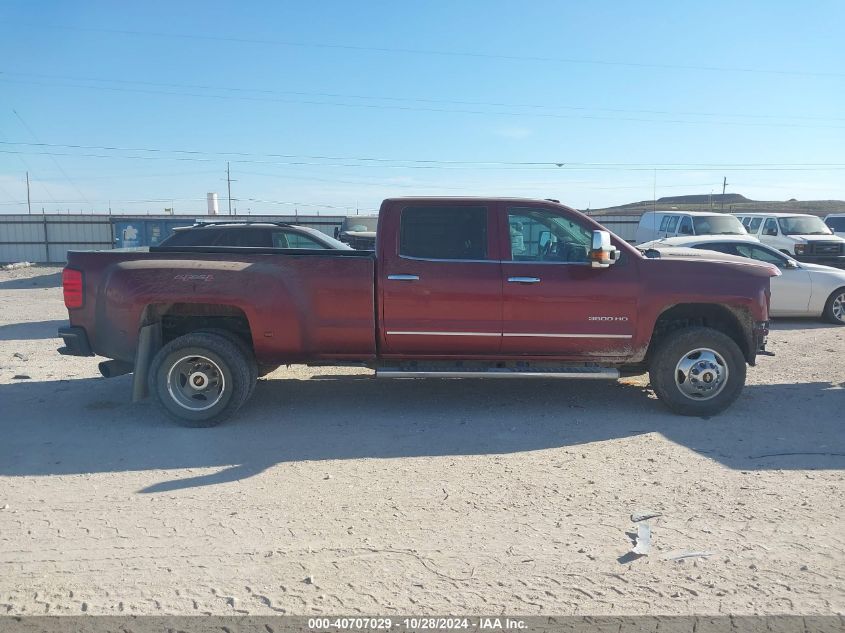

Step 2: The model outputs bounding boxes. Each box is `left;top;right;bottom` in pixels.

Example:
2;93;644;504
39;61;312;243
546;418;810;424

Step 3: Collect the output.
0;319;67;341
0;373;842;492
0;271;62;290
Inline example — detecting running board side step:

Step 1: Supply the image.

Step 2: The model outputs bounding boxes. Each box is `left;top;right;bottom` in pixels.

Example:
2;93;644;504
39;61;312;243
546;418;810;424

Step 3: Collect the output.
376;367;619;380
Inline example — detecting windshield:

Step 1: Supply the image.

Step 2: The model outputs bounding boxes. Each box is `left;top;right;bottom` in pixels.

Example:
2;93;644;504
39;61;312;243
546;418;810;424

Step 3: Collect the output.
343;216;379;232
778;216;833;235
692;215;747;235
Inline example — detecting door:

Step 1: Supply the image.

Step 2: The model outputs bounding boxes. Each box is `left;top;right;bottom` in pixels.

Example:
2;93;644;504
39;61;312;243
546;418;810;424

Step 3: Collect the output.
380;204;502;355
677;216;694;236
499;205;639;357
659;215;679;238
761;217;782;250
738;244;811;315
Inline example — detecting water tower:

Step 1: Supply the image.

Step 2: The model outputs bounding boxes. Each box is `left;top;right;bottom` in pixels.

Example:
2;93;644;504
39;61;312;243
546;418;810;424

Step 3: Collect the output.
207;192;219;216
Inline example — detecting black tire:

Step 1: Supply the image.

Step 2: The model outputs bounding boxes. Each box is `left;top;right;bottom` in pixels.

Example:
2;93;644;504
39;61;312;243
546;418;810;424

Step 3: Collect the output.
195;328;258;398
148;332;253;427
258;364;280;378
822;287;845;325
648;326;746;417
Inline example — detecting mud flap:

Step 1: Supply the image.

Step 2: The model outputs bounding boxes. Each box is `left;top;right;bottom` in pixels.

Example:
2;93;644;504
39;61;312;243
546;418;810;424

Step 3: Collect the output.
131;322;162;402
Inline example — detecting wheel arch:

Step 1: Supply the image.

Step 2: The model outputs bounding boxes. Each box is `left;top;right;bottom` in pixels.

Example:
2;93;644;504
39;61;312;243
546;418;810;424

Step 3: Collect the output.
131;302;254;401
645;303;754;365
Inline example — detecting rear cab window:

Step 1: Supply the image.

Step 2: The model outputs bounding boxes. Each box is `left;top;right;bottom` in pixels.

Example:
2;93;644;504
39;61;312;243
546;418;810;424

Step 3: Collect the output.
399;206;489;260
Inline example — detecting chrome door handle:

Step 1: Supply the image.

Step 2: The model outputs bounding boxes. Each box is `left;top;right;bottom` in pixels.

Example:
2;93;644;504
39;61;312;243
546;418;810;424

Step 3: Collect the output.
387;274;419;281
508;276;541;284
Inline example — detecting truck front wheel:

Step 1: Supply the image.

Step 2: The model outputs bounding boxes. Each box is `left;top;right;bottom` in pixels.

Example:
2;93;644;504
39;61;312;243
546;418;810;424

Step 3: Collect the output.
149;332;254;427
649;327;746;417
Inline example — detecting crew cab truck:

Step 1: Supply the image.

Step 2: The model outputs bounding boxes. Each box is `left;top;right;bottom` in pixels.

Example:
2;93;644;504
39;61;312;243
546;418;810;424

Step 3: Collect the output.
59;197;775;426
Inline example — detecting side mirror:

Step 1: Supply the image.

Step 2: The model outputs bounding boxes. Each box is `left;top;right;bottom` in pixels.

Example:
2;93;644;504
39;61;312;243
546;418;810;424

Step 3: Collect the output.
590;230;620;268
785;259;799;269
538;230;552;250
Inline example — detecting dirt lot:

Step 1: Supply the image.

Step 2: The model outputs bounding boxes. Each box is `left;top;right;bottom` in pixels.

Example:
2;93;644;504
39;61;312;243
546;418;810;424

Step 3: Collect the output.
0;265;843;616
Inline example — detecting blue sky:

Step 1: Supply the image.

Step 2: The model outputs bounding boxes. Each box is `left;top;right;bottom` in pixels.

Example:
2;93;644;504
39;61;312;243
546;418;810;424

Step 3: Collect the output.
0;0;843;214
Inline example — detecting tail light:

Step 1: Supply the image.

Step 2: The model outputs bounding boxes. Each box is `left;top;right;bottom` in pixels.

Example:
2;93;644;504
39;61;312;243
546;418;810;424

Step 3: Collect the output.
62;268;84;309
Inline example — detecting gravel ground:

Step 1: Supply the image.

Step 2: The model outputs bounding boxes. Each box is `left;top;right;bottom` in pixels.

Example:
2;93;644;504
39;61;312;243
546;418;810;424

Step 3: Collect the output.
0;265;843;616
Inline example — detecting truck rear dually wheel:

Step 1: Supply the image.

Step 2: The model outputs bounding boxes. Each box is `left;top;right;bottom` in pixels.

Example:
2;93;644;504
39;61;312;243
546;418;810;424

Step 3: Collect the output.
149;332;254;427
649;326;746;416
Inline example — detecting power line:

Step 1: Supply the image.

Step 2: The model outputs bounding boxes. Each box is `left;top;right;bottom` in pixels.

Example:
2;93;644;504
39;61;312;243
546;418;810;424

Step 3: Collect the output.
24;24;845;78
3;76;842;131
3;141;845;170
0;128;59;204
1;70;840;123
12;109;91;206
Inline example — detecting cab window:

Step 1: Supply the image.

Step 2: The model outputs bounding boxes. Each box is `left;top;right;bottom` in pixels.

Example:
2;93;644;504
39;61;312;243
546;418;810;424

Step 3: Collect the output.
272;231;327;249
677;216;693;235
665;216;679;233
400;206;488;260
507;207;592;264
748;217;763;232
763;218;779;236
738;244;789;266
225;229;271;247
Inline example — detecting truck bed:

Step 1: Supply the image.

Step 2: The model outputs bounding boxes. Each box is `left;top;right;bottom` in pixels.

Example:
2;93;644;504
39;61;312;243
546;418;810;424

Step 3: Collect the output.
65;247;377;364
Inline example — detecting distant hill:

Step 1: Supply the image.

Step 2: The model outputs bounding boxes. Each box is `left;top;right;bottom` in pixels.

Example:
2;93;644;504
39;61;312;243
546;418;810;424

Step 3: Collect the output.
586;194;845;217
656;193;750;205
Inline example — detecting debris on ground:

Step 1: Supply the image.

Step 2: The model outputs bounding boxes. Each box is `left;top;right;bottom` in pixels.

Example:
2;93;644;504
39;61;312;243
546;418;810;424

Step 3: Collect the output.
12;374;31;380
2;262;34;271
632;522;651;555
631;510;662;522
13;352;29;361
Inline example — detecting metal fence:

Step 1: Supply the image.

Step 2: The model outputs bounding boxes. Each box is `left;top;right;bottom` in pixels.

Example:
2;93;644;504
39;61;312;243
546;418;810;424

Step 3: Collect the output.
586;214;641;242
0;214;347;264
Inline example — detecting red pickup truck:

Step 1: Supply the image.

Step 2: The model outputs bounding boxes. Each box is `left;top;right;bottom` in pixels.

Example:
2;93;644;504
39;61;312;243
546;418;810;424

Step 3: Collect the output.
59;197;775;426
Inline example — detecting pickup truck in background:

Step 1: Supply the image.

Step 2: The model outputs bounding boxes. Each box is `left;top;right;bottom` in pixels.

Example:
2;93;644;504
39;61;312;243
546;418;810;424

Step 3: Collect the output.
335;215;378;249
59;197;776;426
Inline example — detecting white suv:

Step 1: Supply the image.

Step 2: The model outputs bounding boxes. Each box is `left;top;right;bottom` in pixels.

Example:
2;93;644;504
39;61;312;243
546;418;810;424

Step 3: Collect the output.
736;212;845;266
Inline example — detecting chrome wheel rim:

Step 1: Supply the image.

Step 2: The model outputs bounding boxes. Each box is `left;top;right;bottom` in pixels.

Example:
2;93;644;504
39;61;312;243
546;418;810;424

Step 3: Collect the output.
674;347;729;401
166;354;226;411
832;292;845;322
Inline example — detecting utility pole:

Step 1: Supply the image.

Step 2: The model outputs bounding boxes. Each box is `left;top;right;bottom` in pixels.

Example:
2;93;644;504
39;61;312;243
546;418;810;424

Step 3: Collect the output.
26;171;31;215
721;176;728;212
652;169;657;213
226;162;234;216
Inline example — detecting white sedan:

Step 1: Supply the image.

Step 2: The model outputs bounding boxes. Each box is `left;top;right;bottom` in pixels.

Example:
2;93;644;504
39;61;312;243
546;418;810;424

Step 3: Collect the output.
640;235;845;325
